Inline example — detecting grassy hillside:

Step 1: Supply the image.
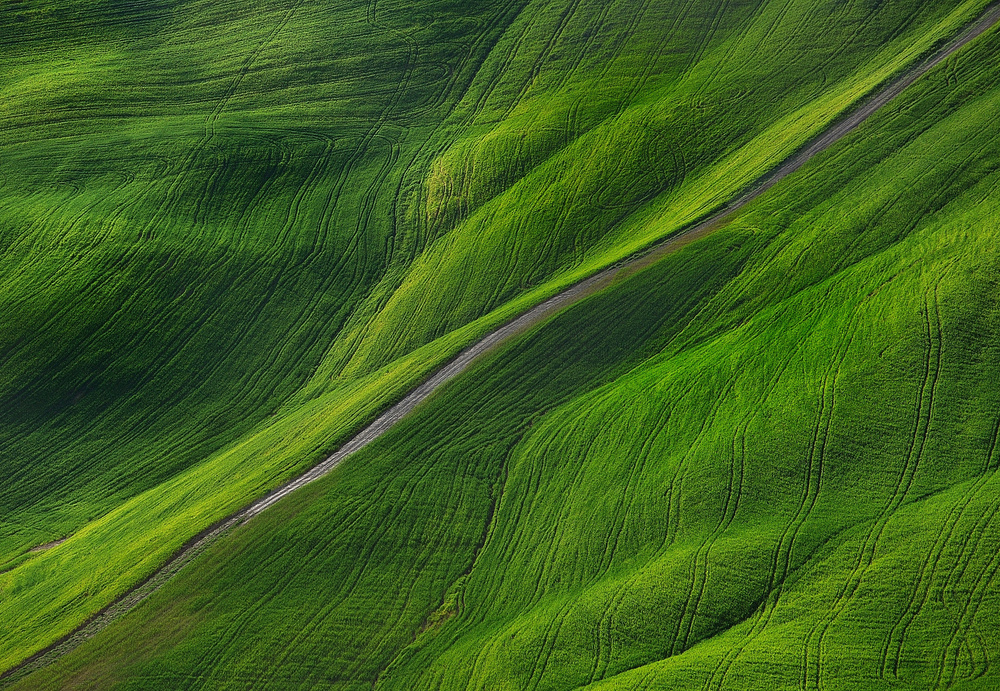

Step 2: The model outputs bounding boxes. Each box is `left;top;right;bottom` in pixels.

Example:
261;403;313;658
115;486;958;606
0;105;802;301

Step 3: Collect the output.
13;13;1000;690
2;0;999;682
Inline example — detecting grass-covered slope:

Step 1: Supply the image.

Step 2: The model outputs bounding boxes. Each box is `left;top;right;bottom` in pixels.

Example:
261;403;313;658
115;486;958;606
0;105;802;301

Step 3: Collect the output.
2;0;998;679
0;0;516;557
15;16;1000;690
0;0;539;667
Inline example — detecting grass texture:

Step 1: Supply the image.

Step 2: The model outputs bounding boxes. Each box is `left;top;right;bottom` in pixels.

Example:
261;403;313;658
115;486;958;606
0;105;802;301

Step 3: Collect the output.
2;0;998;682
11;9;1000;690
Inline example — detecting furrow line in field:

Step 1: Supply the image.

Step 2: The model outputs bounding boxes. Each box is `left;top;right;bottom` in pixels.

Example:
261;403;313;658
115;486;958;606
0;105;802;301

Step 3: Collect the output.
882;336;995;686
595;0;656;89
936;503;999;686
282;456;446;647
925;425;1000;686
548;408;616;584
663;372;740;554
886;474;993;682
499;0;586;123
555;0;616;93
349;453;476;676
681;0;733;83
526;598;576;691
826;170;934;277
596;404;667;573
934;490;1000;688
871;277;948;679
691;0;771;98
519;412;604;610
707;280;866;691
614;0;697;117
800;289;924;688
588;376;706;680
0;156;169;368
292;477;442;682
382;0;513;258
795;2;877;91
675;420;746;653
464;12;534;129
80;139;317;418
675;330;808;656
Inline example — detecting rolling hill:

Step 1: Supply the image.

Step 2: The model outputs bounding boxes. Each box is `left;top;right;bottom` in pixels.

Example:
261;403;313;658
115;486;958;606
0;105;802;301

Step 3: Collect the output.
2;0;1000;688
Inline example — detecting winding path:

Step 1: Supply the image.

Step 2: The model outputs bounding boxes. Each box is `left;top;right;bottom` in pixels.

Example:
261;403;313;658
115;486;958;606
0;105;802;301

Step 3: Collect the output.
4;2;1000;684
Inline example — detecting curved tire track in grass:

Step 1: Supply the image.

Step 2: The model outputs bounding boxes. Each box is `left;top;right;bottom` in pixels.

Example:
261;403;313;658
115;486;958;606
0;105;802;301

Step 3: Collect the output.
4;3;1000;684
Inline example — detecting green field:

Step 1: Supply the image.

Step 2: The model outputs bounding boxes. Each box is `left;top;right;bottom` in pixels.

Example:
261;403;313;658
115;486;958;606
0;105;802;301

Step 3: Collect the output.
3;0;1000;687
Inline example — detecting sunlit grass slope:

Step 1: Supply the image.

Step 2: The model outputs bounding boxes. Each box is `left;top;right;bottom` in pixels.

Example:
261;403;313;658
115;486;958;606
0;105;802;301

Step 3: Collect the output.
1;0;996;677
16;17;1000;691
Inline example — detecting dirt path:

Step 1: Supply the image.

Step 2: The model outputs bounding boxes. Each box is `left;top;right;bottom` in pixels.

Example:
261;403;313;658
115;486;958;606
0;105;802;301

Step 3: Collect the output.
27;539;67;554
4;3;1000;684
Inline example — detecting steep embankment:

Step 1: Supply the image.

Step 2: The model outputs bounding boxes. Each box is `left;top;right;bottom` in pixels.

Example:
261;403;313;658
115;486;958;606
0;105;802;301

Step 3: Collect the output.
1;0;996;681
11;6;1000;691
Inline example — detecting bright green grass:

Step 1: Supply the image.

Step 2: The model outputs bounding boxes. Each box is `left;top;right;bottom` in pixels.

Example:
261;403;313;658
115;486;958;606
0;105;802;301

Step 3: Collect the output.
1;0;996;677
14;17;1000;690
